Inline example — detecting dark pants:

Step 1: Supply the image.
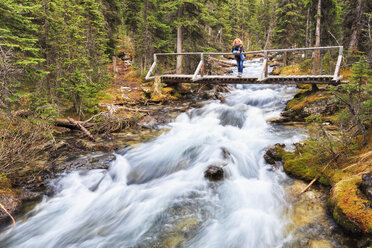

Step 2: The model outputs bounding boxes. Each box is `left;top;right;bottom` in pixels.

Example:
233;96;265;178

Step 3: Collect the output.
236;58;244;73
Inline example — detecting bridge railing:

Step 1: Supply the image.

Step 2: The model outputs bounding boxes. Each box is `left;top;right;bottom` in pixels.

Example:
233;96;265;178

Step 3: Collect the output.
145;46;343;82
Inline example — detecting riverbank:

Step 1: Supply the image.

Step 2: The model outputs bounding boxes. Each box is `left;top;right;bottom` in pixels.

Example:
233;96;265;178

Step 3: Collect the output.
266;84;372;243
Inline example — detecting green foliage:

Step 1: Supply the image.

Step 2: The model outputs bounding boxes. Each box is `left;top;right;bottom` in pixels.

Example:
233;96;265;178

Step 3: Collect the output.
39;0;110;117
1;0;371;118
329;55;372;138
274;0;306;48
0;0;44;111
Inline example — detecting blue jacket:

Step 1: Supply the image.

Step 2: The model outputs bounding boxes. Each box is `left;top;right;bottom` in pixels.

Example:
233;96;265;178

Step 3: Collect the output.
232;45;245;60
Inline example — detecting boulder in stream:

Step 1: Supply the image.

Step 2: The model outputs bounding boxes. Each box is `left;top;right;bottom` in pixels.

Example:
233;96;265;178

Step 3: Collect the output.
204;165;224;181
264;144;285;165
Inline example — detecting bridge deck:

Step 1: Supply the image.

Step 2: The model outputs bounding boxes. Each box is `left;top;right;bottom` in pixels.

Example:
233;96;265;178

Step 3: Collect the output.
161;74;341;84
145;46;346;85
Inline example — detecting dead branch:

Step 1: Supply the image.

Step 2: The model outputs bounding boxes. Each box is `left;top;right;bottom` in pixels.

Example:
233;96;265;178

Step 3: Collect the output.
67;117;96;141
83;112;104;125
0;202;16;227
11;110;31;118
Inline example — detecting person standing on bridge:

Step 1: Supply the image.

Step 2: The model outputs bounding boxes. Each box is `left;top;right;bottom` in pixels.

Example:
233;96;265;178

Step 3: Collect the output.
232;38;245;77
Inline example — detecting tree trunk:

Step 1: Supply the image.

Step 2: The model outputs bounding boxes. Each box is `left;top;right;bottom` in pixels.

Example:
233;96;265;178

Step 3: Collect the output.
348;0;363;56
112;56;118;74
283;51;288;66
43;0;52;98
313;0;321;75
264;21;274;50
306;7;310;48
176;6;183;74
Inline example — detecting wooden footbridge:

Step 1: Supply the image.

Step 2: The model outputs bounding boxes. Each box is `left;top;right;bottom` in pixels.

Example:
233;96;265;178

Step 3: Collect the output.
145;46;345;85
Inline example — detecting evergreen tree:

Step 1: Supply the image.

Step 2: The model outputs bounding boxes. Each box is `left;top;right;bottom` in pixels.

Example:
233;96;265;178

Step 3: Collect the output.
0;0;43;112
38;0;109;117
273;0;306;48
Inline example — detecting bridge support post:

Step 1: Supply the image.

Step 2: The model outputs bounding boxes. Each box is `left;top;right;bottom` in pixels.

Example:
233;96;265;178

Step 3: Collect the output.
154;54;157;75
333;46;343;81
201;53;204;77
264;51;268;78
259;51;268;81
311;84;319;92
192;53;204;81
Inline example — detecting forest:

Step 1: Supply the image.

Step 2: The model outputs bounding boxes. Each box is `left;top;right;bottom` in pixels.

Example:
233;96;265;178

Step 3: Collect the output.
1;0;371;117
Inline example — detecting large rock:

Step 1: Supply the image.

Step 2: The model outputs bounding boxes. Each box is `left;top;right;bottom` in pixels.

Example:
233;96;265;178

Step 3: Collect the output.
204;165;224;181
328;177;372;234
360;172;372;201
280;91;339;122
264;144;285;165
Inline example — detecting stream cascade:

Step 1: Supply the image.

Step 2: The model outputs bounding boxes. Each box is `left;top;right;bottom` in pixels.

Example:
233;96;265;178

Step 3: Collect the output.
1;60;322;248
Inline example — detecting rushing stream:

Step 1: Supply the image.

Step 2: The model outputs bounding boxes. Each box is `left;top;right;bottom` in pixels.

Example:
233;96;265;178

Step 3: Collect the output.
1;60;310;248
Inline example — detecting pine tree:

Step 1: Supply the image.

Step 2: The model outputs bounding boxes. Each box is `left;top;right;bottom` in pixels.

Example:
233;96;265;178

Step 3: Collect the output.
273;0;306;49
38;0;110;117
0;0;43;112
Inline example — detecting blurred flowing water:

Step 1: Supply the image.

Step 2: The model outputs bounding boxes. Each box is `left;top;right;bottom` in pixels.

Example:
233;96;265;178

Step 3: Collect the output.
0;59;308;248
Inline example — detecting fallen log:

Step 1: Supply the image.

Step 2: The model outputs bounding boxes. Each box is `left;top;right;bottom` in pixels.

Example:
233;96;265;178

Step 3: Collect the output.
54;118;94;130
67;117;96;141
12;110;31;118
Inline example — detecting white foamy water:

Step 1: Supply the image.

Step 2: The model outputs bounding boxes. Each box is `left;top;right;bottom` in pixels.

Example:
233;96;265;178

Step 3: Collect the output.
0;60;306;248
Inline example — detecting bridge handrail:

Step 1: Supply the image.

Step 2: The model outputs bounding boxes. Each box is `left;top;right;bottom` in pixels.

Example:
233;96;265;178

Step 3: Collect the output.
145;46;343;81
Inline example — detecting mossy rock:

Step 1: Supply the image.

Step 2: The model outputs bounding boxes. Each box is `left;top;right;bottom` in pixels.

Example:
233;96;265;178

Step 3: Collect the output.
286;90;330;111
328;177;372;234
276;146;330;186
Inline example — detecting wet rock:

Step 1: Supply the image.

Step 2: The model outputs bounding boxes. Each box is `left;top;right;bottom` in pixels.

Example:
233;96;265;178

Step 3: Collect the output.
0;175;21;226
221;147;231;160
19;189;42;202
0;193;21;226
204;165;224;181
360;172;372;201
52;153;116;172
264;144;285;165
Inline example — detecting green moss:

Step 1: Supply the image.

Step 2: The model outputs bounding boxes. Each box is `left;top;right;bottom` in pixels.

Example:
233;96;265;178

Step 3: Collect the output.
0;174;13;194
163;235;184;248
276;146;331;186
328;177;372;234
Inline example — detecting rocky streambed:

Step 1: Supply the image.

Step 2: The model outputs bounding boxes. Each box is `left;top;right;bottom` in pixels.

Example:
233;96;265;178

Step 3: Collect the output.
1;61;370;247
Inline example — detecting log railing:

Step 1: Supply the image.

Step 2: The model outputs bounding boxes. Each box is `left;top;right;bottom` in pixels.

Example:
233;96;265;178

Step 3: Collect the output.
145;46;344;82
